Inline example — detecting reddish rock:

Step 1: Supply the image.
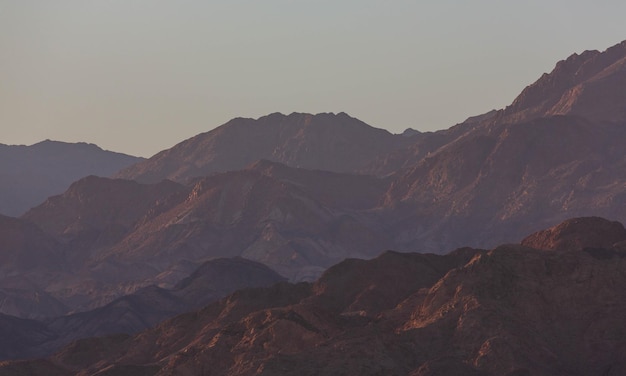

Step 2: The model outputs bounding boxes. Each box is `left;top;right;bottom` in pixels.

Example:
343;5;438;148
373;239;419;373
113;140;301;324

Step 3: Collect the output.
521;216;626;251
5;218;626;375
500;40;626;124
115;112;413;183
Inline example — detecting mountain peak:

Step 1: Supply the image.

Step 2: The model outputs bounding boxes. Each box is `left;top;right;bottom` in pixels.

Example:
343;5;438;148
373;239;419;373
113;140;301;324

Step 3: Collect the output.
0;142;143;217
500;40;626;123
521;217;626;251
115;112;405;183
33;139;100;150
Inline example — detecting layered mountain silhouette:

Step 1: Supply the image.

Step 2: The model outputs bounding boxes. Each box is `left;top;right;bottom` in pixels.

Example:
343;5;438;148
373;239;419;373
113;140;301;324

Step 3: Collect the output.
2;40;625;317
1;40;626;374
0;140;142;216
15;166;392;313
0;257;285;361
2;217;625;375
115;112;416;183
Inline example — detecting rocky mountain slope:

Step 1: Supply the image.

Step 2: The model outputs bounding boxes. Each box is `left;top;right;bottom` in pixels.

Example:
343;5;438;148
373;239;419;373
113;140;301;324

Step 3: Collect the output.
0;215;68;319
13;164;392;314
114;112;416;183
0;257;285;361
498;40;626;124
0;41;625;374
12;40;626;310
0;140;142;217
3;217;625;375
384;115;626;252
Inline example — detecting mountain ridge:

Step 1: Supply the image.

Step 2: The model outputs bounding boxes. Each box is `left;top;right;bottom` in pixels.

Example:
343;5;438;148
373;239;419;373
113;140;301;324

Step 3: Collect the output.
115;112;414;183
0;140;143;217
0;257;286;361
1;40;626;374
497;40;626;124
2;217;625;375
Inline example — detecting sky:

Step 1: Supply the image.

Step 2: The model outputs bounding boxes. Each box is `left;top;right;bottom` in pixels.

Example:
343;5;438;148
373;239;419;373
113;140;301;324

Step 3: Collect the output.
1;1;625;157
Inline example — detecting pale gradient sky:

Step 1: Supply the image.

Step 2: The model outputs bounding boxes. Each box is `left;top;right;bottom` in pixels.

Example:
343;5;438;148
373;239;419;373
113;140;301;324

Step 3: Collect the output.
1;1;625;157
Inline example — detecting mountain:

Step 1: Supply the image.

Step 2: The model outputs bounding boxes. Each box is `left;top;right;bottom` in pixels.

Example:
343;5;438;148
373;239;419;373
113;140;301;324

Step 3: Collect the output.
0;215;70;319
497;40;626;124
0;159;398;326
0;215;62;279
101;43;626;258
0;313;57;361
6;41;626;317
5;217;625;375
171;257;287;305
0;140;143;217
383;114;626;252
0;257;285;361
366;41;626;253
521;216;626;251
16;162;392;315
22;176;189;263
82;164;391;284
7;176;190;314
2;41;626;369
114;41;626;186
115;112;414;183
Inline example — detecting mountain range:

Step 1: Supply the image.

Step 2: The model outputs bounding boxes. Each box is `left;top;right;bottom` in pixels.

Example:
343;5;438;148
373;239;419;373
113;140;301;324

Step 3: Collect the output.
114;112;416;183
0;257;285;361
0;40;625;374
0;140;142;217
2;216;626;375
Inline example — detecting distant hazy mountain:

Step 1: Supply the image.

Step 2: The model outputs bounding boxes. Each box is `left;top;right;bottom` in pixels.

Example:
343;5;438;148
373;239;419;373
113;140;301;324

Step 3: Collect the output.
6;41;625;315
0;257;285;361
20;165;391;308
6;217;626;375
384;115;626;252
115;112;414;183
0;140;142;216
2;41;626;371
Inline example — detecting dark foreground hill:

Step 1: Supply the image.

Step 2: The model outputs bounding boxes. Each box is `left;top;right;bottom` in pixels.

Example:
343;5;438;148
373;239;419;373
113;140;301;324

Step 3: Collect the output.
2;217;625;375
0;257;285;361
0;140;142;216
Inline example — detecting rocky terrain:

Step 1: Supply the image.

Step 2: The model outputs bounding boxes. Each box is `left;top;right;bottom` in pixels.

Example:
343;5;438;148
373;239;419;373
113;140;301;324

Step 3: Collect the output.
0;41;625;374
498;40;626;124
0;41;624;320
384;114;626;252
13;166;392;315
115;112;416;184
2;217;625;375
0;140;142;217
0;257;285;361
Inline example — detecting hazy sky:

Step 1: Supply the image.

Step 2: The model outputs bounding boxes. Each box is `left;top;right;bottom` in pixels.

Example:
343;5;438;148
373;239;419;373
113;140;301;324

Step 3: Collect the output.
1;1;625;157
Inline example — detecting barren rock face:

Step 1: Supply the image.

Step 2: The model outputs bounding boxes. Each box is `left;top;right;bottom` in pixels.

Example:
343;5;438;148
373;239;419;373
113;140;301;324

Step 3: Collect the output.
383;115;626;252
402;243;626;376
2;40;626;375
4;218;626;376
521;216;626;251
115;112;413;183
9;41;626;319
501;40;626;124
